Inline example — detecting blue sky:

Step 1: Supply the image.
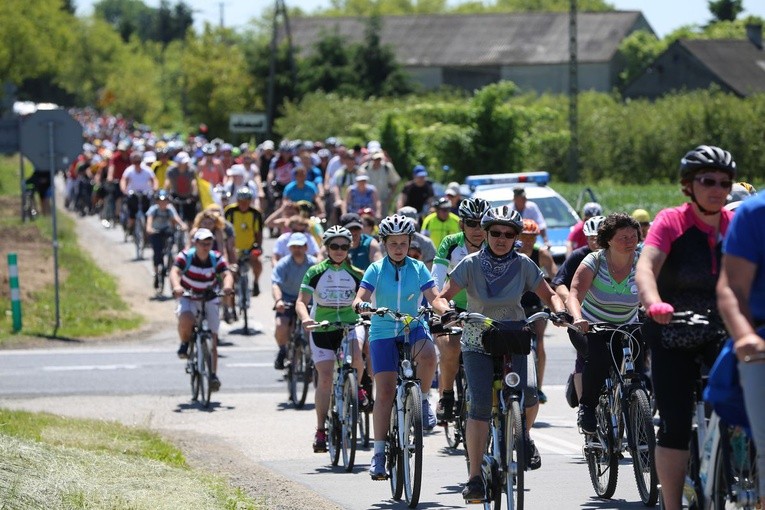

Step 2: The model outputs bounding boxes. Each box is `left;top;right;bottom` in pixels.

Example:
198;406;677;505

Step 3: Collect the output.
76;0;765;38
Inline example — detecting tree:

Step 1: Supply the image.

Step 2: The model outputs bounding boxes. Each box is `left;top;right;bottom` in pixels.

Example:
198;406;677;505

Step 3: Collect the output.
61;0;77;14
617;30;668;85
352;15;412;97
94;0;193;43
298;31;356;96
708;0;743;23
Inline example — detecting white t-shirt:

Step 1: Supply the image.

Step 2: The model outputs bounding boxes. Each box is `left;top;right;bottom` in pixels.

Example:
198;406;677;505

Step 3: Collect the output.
123;164;156;194
511;200;547;231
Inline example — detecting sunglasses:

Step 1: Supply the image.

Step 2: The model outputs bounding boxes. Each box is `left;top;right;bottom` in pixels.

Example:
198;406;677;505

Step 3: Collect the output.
694;176;733;189
328;243;350;251
463;219;480;228
488;230;517;239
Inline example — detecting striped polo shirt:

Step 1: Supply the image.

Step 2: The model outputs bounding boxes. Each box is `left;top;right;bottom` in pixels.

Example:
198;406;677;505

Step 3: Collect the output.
174;248;229;293
580;249;639;324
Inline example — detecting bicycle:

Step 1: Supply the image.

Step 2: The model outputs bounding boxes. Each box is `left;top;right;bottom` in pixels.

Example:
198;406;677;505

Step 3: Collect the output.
430;318;468;454
235;250;252;332
579;321;658;506
129;191;150;260
306;320;363;471
706;414;760;510
446;310;555;510
357;318;374;449
656;311;728;510
283;303;313;409
152;227;177;295
369;306;429;509
182;289;223;408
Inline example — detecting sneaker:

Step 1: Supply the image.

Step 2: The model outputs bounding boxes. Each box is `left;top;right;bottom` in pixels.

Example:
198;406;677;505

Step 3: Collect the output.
153;272;160;290
538;389;548;404
369;452;387;480
252;281;260;297
358;388;370;410
462;475;485;502
436;392;455;423
526;438;541;470
177;343;189;359
422;399;437;431
578;404;597;435
210;374;221;392
274;347;287;370
313;429;328;453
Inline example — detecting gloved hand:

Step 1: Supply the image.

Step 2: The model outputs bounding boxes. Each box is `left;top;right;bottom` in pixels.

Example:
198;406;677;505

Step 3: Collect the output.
355;301;372;313
647;302;675;325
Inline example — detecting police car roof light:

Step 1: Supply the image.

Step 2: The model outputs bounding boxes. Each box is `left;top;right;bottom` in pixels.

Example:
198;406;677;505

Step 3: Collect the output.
465;171;550;190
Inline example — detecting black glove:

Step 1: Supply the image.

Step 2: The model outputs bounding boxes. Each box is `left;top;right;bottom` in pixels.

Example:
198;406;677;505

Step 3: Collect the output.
441;310;458;327
550;311;573;325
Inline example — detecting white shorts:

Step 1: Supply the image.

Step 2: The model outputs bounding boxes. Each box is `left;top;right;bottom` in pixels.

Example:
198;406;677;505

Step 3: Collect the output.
176;297;221;334
310;324;365;364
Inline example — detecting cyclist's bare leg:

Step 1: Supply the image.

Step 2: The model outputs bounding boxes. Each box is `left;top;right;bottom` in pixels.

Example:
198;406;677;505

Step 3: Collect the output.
372;371;397;441
314;359;333;428
250;252;262;284
526;402;539;430
436;333;460;396
533;319;547;390
178;312;195;343
211;334;219;373
412;338;437;400
351;332;365;380
655;446;689;510
466;418;490;479
274;316;290;349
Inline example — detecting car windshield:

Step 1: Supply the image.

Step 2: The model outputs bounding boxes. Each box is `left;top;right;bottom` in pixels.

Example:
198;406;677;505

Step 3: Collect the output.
488;196;577;229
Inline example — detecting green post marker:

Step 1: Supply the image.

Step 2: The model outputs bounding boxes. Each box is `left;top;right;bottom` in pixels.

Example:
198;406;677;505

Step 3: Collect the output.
8;253;22;332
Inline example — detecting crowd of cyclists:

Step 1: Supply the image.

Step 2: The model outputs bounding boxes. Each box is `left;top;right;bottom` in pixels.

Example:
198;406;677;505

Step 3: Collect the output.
51;108;764;508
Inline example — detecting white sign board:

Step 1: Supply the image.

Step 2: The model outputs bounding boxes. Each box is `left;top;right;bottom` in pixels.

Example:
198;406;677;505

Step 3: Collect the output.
229;112;267;134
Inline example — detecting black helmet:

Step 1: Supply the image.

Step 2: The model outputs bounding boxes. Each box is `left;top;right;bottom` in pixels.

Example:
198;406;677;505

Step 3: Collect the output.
679;145;736;182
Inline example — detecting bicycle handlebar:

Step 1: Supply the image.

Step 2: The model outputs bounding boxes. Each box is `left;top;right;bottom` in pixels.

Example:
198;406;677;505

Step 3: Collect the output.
180;289;228;301
305;318;365;331
587;322;643;334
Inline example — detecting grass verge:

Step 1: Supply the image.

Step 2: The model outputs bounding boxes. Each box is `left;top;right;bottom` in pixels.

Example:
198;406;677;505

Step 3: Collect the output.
0;155;142;343
0;408;257;509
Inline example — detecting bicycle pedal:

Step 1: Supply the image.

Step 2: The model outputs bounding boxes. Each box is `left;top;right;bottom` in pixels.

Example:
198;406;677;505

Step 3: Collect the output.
464;497;487;505
370;474;389;481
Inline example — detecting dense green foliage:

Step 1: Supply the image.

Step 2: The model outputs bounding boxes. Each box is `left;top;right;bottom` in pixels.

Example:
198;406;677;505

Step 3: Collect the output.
94;0;193;44
276;87;765;184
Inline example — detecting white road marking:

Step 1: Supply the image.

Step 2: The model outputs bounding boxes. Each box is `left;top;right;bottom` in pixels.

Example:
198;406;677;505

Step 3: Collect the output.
43;364;139;372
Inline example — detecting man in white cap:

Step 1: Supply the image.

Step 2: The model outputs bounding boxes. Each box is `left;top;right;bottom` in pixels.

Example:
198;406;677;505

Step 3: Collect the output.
169;228;234;391
271;232;317;369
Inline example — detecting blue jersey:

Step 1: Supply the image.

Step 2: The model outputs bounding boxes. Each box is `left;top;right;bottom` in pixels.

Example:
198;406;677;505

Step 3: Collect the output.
271;254;317;302
360;256;435;341
723;193;765;322
283;181;318;203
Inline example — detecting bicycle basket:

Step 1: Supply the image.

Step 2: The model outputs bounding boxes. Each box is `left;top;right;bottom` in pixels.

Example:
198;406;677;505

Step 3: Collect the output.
311;329;344;351
481;325;532;356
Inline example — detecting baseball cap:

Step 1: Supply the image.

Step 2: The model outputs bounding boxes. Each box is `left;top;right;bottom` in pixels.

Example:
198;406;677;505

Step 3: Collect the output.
142;151;157;164
367;140;381;152
287;232;308;247
397;206;418;220
355;174;369;182
445;188;457;196
413;165;427;177
371;151;384;160
512;186;526;197
631;209;651;224
226;164;247;177
262;140;275;150
175;151;191;164
340;213;364;229
193;228;214;241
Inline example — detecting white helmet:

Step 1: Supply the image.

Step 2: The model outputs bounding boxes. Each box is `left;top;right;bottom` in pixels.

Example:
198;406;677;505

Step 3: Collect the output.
480;205;523;233
322;225;353;245
583;215;606;237
378;214;415;239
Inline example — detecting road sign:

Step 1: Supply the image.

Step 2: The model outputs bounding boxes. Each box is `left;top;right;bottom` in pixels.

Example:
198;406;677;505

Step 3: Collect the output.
19;109;82;170
0;118;19;155
229;112;267;134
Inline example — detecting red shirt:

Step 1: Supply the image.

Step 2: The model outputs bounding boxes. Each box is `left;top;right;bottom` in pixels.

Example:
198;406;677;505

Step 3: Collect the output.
567;220;586;250
110;151;131;181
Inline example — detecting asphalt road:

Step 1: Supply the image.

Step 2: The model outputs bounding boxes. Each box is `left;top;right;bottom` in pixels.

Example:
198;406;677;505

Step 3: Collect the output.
0;209;653;509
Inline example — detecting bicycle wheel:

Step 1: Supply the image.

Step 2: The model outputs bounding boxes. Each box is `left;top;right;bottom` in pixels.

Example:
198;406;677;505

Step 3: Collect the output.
238;270;249;329
586;401;619;498
198;335;213;408
289;335;310;408
448;365;469;451
402;385;423;508
712;424;759;510
134;214;145;259
389;399;404;500
504;399;525;510
687;430;704;510
341;373;359;471
189;339;199;401
628;388;659;506
326;392;341;466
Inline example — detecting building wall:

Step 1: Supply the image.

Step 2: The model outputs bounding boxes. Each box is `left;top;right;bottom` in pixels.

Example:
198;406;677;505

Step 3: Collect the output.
499;62;612;93
406;67;442;90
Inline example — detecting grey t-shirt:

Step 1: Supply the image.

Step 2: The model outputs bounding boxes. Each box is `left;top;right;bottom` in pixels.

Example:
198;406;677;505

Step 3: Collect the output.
449;250;543;352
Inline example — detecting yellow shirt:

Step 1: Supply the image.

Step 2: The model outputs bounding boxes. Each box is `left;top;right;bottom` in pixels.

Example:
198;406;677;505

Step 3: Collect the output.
421;211;461;248
151;160;173;188
224;204;263;252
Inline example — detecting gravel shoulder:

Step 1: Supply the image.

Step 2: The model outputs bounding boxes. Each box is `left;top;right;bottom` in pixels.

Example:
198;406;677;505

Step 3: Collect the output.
12;200;342;510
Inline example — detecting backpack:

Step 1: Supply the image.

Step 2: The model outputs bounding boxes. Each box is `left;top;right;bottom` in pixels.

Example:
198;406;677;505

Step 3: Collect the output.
181;247;219;275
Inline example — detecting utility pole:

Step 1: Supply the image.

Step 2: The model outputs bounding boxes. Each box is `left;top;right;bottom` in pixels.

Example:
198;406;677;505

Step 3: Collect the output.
266;0;297;140
219;2;225;28
568;0;580;183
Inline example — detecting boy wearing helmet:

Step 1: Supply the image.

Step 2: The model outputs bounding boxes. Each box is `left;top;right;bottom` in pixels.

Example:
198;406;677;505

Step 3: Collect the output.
296;226;367;453
432;205;567;500
146;190;187;292
353;214;445;480
224;187;264;298
566;201;603;255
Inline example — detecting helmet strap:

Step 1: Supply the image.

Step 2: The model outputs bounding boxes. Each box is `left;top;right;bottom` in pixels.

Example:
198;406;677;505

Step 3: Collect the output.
689;192;721;216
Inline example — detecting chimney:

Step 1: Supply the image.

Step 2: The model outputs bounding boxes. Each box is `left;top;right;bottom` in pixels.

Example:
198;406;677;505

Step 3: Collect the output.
746;23;762;49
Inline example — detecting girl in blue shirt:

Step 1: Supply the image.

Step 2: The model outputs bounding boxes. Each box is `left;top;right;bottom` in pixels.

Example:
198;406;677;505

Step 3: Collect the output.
353;214;448;480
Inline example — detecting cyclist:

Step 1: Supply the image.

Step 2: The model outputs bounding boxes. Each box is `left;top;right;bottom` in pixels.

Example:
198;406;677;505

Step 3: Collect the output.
341;212;382;271
717;188;765;507
510;187;551;246
352;214;443;480
396;165;434;215
283;165;321;215
565;213;643;433
551;215;605;400
150;147;173;189
432;206;567;500
421;197;461;248
272;233;317;370
120;151;158;235
567;202;603;255
517;218;557;404
343;174;380;217
170;228;234;391
635;145;736;510
224;187;264;297
272;215;322;262
430;197;490;422
146;190;187;291
296;226;367;453
104;139;131;227
197;143;225;186
164;151;198;227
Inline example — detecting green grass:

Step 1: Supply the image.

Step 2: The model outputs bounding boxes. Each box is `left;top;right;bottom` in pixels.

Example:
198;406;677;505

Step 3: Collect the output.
553;180;685;220
0;408;258;510
0;155;142;342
